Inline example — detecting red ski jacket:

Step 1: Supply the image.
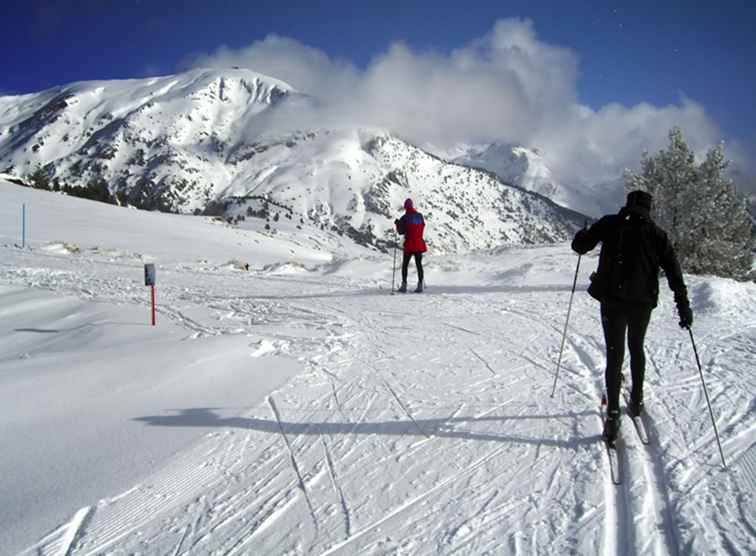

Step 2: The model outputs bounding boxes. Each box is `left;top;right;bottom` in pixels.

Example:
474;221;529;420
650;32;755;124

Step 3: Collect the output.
395;208;427;254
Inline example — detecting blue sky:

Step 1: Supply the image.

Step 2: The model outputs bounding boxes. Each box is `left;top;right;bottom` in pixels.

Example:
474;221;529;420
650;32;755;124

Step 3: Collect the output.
2;0;755;176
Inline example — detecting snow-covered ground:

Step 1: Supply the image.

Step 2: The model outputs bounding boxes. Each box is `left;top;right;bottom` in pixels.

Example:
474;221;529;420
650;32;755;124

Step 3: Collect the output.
1;181;754;555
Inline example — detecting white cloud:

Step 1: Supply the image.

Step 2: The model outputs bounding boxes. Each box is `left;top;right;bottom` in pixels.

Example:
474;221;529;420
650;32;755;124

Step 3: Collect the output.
187;34;360;100
187;19;731;191
727;140;756;194
535;98;722;187
140;64;164;78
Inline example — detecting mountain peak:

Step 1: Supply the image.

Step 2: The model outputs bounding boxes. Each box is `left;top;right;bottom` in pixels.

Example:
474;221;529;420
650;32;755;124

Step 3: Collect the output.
0;72;585;253
46;67;297;98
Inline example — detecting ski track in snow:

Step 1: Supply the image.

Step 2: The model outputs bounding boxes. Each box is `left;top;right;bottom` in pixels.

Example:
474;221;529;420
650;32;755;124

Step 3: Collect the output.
4;243;755;555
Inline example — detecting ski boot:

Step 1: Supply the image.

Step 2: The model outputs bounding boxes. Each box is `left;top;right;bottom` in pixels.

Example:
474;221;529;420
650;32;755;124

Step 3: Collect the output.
397;282;407;293
414;281;423;293
628;397;644;418
603;410;620;445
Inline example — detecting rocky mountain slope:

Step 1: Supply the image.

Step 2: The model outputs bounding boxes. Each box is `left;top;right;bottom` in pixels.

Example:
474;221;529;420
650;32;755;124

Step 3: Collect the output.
0;68;586;253
450;142;609;216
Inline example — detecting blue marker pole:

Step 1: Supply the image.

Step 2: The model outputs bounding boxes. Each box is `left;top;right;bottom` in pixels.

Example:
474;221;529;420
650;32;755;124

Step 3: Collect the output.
21;204;26;248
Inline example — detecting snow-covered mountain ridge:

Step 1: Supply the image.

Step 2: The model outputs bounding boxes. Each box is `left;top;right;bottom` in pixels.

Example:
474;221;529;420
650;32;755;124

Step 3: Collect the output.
0;68;294;209
448;142;609;216
0;68;586;253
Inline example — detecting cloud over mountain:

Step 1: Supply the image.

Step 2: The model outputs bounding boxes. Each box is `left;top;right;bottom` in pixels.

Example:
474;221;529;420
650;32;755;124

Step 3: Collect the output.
187;19;731;196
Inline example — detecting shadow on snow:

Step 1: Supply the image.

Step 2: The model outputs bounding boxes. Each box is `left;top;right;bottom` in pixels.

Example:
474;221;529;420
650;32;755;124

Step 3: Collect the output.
13;321;149;333
221;283;578;302
134;407;600;448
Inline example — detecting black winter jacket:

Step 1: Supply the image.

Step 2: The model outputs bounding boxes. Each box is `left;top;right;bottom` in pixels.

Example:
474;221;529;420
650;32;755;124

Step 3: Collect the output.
571;206;688;308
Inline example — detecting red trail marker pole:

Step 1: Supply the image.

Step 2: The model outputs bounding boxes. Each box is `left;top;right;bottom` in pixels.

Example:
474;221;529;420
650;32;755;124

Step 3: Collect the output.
144;263;156;326
151;285;156;326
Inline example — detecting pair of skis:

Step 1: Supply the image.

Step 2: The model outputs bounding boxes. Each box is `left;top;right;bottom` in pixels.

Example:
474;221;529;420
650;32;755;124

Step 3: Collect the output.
601;392;650;486
394;288;423;295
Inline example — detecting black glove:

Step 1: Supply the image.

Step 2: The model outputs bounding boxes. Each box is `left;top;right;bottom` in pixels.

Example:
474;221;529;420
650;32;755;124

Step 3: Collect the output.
571;229;589;254
574;229;590;243
677;303;693;329
394;219;399;225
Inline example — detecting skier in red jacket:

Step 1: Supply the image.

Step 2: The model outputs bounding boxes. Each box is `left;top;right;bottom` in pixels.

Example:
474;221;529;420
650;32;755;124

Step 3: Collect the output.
395;198;427;293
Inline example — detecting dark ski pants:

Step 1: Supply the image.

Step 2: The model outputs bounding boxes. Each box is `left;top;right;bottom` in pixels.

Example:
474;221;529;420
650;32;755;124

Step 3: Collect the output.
600;301;652;414
401;252;424;285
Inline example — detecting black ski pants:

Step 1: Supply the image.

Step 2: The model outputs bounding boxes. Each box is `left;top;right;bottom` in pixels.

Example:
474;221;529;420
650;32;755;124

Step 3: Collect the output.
600;300;653;414
401;252;424;284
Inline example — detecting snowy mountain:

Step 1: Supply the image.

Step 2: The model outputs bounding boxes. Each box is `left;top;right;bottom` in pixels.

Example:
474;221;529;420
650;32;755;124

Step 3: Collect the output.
0;69;586;253
450;143;557;198
0;68;294;211
450;142;611;216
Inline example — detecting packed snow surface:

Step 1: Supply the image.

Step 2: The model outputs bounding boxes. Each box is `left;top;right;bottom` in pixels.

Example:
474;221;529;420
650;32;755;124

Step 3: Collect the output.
1;181;754;555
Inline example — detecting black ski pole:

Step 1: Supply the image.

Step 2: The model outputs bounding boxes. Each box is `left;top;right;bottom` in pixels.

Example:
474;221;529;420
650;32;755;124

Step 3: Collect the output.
550;253;581;398
687;327;727;470
391;239;398;295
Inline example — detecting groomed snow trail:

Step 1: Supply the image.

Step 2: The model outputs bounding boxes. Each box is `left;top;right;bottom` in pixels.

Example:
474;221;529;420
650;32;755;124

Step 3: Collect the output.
5;242;755;555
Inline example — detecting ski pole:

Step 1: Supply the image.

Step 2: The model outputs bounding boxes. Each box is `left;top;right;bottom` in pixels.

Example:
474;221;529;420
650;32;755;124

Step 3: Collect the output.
550;254;581;398
687;327;727;470
391;239;398;295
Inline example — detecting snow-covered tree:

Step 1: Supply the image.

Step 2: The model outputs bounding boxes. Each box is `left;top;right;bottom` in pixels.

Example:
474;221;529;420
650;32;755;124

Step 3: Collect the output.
625;127;753;279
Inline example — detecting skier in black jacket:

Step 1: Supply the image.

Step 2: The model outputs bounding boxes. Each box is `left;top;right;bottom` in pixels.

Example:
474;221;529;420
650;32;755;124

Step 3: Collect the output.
571;190;693;443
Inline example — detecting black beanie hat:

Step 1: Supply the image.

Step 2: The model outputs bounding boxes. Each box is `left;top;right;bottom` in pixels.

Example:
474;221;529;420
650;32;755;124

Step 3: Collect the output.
626;190;653;210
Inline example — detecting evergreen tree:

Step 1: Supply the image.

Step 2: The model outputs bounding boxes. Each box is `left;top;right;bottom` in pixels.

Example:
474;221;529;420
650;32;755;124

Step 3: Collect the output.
28;165;51;190
625;127;753;279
